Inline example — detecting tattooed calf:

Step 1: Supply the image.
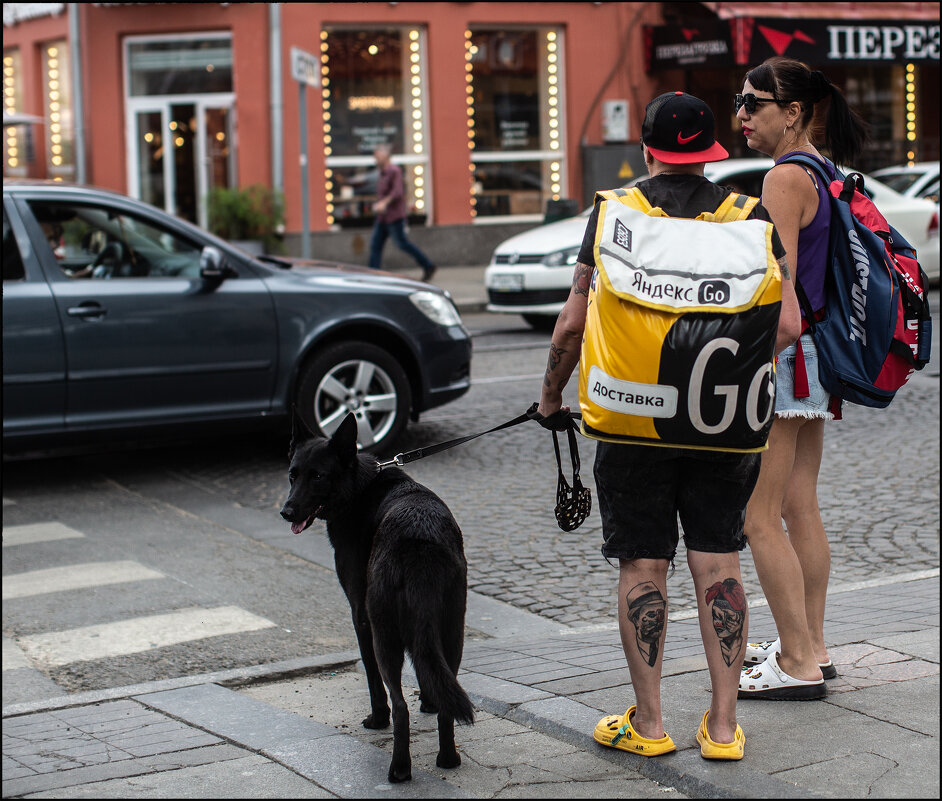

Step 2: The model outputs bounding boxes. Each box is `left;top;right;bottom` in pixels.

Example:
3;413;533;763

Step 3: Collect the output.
626;581;666;667
705;578;746;667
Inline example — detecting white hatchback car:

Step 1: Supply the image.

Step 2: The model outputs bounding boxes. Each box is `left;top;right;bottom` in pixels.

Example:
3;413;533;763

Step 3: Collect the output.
871;162;940;205
485;158;940;329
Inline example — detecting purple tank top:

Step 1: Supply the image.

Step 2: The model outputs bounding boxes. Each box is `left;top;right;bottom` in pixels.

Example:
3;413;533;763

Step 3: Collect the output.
774;152;834;317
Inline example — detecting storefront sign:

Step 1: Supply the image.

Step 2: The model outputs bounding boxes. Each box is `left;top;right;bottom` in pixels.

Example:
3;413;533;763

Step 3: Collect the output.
736;18;939;65
351;123;400;154
648;18;939;69
644;22;732;71
348;95;395;111
499;120;530;149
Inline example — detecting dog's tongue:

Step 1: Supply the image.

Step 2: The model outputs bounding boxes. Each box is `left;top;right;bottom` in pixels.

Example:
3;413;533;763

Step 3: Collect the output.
290;510;320;534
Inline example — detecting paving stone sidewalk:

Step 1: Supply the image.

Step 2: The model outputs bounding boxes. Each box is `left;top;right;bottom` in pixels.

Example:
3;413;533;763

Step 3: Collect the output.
3;573;938;799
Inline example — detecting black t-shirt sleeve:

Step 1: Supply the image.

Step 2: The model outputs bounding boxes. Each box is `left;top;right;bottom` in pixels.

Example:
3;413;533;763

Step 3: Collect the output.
577;200;602;266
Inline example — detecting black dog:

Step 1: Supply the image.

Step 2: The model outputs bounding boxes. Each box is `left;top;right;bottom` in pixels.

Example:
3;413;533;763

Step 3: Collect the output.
280;413;474;783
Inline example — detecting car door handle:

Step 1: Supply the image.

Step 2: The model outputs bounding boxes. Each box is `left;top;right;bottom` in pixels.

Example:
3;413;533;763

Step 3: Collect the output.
67;302;107;320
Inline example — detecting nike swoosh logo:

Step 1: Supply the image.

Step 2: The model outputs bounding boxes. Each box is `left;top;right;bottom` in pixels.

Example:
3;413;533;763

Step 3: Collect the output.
677;130;701;145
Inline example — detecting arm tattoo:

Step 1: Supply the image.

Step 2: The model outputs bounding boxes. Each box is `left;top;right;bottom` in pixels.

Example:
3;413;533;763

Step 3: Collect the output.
626;582;666;667
543;343;567;388
778;255;791;281
704;578;747;667
572;263;593;297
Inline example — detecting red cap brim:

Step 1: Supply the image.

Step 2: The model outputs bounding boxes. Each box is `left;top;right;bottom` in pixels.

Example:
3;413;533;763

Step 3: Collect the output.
646;141;729;164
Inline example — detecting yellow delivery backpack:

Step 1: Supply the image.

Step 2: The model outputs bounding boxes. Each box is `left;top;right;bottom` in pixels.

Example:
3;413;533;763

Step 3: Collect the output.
579;187;782;452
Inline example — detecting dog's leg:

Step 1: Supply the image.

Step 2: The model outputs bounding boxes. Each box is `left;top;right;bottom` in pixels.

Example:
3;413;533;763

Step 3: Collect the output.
435;624;464;769
350;606;390;729
419;693;438;714
373;631;412;783
436;711;460;769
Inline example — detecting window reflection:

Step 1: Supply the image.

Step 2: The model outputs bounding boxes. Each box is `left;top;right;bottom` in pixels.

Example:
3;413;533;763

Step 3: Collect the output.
321;28;427;228
467;28;564;220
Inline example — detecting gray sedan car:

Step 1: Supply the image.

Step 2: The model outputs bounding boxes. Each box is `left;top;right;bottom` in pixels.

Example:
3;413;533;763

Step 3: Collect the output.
3;180;471;455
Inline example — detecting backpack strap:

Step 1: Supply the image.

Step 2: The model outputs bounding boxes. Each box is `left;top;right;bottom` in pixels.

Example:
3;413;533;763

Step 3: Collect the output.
602;187;756;221
597;186;653;213
713;192;759;222
779;151;831;180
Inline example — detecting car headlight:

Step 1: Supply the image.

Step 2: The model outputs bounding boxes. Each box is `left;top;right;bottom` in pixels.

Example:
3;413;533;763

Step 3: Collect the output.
410;291;462;327
543;246;581;268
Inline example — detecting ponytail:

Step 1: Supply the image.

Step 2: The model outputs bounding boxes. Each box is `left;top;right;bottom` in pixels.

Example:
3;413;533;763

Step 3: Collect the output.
821;82;869;167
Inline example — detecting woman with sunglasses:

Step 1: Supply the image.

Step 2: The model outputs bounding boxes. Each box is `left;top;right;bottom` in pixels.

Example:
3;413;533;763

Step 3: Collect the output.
734;56;867;700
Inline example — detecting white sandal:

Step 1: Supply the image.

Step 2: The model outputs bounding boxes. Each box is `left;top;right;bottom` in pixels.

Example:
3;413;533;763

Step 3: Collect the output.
744;636;838;679
738;651;826;700
743;637;780;667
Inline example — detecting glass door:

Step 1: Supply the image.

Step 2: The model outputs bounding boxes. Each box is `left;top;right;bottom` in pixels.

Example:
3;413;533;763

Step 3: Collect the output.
135;108;167;212
130;101;233;228
199;103;234;230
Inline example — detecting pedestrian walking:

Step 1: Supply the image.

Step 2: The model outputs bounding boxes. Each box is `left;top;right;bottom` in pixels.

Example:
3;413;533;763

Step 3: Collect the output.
368;145;436;281
735;57;869;700
531;91;799;761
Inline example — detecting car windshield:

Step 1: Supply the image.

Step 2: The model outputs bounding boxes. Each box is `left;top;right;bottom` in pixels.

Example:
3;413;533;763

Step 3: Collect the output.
876;171;924;194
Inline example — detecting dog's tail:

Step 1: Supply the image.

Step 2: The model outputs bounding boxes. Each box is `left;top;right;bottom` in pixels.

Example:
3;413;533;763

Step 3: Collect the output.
411;638;475;726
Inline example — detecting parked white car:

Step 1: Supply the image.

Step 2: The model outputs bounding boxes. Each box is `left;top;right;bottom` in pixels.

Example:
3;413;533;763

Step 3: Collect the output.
871;162;940;205
485;158;940;329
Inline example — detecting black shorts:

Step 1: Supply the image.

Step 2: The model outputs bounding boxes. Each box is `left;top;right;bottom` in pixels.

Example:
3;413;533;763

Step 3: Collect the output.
594;442;760;562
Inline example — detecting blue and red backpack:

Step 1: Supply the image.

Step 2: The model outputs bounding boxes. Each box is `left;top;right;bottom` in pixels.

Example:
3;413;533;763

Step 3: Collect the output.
784;153;932;414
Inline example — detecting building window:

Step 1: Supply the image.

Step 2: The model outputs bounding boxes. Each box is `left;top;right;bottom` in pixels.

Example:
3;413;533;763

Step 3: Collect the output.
320;27;429;228
43;41;74;181
128;37;233;96
3;48;28;177
467;27;565;221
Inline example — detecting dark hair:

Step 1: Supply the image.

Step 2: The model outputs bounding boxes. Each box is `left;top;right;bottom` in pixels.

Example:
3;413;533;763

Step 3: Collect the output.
745;56;869;167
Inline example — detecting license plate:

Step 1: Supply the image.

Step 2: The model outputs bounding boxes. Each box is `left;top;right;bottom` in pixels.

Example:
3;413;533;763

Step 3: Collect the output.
490;273;523;292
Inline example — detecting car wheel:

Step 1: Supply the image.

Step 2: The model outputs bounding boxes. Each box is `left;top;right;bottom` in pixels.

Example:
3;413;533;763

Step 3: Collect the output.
295;341;411;454
523;313;558;333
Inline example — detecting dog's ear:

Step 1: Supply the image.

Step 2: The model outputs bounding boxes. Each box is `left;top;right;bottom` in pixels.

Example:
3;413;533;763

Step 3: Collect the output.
329;413;360;464
289;406;318;456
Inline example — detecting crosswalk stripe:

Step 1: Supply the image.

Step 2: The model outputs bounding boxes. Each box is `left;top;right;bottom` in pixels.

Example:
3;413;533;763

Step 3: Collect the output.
16;606;277;667
2;561;164;600
2;636;32;671
3;522;86;547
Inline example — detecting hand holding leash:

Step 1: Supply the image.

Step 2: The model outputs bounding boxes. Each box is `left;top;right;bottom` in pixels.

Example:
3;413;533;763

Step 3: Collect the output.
526;401;573;432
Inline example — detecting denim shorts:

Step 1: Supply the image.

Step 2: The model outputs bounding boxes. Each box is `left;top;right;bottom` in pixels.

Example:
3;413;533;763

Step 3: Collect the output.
594;442;760;563
775;333;833;419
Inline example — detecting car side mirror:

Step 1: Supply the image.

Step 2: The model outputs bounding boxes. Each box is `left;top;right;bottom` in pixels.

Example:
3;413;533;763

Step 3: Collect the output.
199;246;237;281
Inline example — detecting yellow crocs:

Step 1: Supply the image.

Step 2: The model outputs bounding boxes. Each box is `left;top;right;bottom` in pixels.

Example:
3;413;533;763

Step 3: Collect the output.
593;706;676;756
696;710;745;760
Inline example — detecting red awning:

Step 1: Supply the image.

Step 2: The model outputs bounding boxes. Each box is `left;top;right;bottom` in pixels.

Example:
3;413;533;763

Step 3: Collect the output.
702;2;940;21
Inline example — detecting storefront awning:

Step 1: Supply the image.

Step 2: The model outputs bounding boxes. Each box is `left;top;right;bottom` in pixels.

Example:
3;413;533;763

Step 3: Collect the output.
701;2;940;21
646;4;940;69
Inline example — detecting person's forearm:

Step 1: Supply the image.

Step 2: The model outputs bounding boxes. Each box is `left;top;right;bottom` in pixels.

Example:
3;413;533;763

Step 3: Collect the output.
538;263;591;415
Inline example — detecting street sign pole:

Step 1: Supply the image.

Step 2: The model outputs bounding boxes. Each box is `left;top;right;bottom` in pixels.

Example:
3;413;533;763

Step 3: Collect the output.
291;47;321;260
299;80;309;258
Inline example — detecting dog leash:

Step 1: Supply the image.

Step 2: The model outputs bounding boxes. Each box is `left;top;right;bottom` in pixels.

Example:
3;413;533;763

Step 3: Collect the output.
376;403;584;469
376;407;539;469
377;403;591;531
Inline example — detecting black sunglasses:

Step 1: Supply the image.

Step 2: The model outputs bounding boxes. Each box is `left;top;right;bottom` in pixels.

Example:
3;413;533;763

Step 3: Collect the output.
734;93;782;114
